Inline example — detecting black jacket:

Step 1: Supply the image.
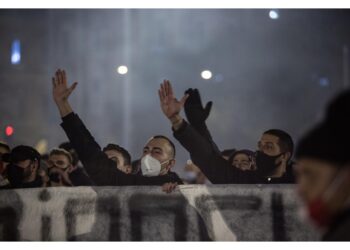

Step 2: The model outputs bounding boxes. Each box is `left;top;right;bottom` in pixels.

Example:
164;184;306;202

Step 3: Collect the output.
323;208;350;241
69;167;94;186
173;120;295;184
61;112;183;186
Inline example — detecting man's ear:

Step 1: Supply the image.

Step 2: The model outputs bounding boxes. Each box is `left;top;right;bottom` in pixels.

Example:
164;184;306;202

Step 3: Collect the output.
283;152;291;162
125;165;132;174
168;159;176;170
32;160;39;172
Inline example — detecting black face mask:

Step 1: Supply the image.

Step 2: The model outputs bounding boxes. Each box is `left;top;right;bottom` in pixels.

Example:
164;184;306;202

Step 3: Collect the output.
7;164;25;188
22;175;43;188
255;151;284;176
49;172;60;182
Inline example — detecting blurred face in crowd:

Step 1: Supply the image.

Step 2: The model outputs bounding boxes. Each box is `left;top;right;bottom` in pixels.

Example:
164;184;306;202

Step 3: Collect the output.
142;137;175;175
258;134;282;156
0;146;9;155
295;158;338;204
0;146;10;174
15;159;38;182
232;153;252;171
257;133;290;168
48;153;72;186
295;158;350;219
105;149;131;174
48;154;71;170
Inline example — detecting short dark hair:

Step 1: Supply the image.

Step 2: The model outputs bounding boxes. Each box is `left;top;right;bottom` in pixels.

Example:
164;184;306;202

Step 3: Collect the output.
49;148;73;164
263;129;294;161
0;142;10;153
8;145;41;167
151;135;176;158
103;144;131;165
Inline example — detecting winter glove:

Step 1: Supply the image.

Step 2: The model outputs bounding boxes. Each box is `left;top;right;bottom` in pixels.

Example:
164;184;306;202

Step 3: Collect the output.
184;88;213;128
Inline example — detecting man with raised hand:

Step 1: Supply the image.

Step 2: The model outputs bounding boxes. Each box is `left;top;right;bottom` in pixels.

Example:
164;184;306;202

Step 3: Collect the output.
52;69;182;186
158;80;294;184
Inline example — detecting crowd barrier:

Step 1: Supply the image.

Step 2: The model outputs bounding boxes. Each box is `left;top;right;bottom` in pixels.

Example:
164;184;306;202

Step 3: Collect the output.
0;184;319;241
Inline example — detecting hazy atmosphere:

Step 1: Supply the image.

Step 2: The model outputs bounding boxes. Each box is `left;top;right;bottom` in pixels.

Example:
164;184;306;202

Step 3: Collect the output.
1;9;349;177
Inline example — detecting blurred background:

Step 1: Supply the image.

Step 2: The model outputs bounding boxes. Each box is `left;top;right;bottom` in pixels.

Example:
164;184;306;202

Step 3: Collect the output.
0;9;349;177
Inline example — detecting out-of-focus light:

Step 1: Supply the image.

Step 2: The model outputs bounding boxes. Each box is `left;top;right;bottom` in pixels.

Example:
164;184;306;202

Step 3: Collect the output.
11;39;21;65
35;139;48;155
5;126;14;137
214;74;224;82
319;77;330;87
201;70;212;80
269;10;279;19
117;65;128;75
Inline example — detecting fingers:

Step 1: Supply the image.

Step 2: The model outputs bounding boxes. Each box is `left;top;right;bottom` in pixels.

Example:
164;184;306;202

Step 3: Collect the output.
68;82;78;93
56;69;62;84
184;88;193;95
160;82;166;100
166;80;174;98
52;77;57;88
204;101;213;114
54;69;67;85
162;182;178;193
180;94;189;106
62;70;67;85
193;89;202;105
184;88;193;106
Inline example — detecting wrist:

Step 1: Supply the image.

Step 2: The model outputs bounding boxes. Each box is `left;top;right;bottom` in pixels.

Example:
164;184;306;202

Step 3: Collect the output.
55;99;68;106
170;114;184;130
169;114;182;124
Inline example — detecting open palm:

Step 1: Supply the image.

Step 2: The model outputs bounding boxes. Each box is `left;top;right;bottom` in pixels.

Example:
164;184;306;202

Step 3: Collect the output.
158;80;188;119
52;69;78;105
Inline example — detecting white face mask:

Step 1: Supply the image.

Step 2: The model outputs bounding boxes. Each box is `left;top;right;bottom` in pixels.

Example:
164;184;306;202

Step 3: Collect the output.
141;154;169;177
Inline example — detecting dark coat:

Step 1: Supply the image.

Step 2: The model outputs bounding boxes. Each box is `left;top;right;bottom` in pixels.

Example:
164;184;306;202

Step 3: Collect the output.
323;208;350;241
61;112;183;186
69;167;94;186
173;120;295;184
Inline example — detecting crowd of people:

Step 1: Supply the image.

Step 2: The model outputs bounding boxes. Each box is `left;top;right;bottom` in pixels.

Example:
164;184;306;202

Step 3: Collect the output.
1;69;350;240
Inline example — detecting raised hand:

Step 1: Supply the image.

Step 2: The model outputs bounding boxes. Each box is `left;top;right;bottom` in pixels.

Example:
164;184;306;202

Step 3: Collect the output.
184;88;213;127
52;69;78;105
158;80;188;120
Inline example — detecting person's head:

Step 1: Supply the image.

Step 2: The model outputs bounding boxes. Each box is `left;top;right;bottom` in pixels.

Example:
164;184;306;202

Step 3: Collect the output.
0;142;10;155
140;135;176;176
59;142;79;167
296;123;350;228
0;142;11;175
48;148;74;186
231;150;256;171
103;144;132;174
295;90;350;229
6;145;41;187
48;148;73;170
256;129;294;176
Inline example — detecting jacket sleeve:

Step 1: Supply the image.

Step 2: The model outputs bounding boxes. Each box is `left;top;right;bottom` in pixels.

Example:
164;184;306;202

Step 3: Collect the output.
60;112;132;186
173;120;237;183
192;122;221;155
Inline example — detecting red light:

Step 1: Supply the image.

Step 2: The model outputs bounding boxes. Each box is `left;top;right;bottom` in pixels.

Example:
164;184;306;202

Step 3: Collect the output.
5;126;14;136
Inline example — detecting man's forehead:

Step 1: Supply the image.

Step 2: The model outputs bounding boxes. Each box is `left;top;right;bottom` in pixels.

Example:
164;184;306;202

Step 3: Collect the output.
260;134;279;143
0;147;9;154
105;149;121;155
145;138;169;149
50;153;68;161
